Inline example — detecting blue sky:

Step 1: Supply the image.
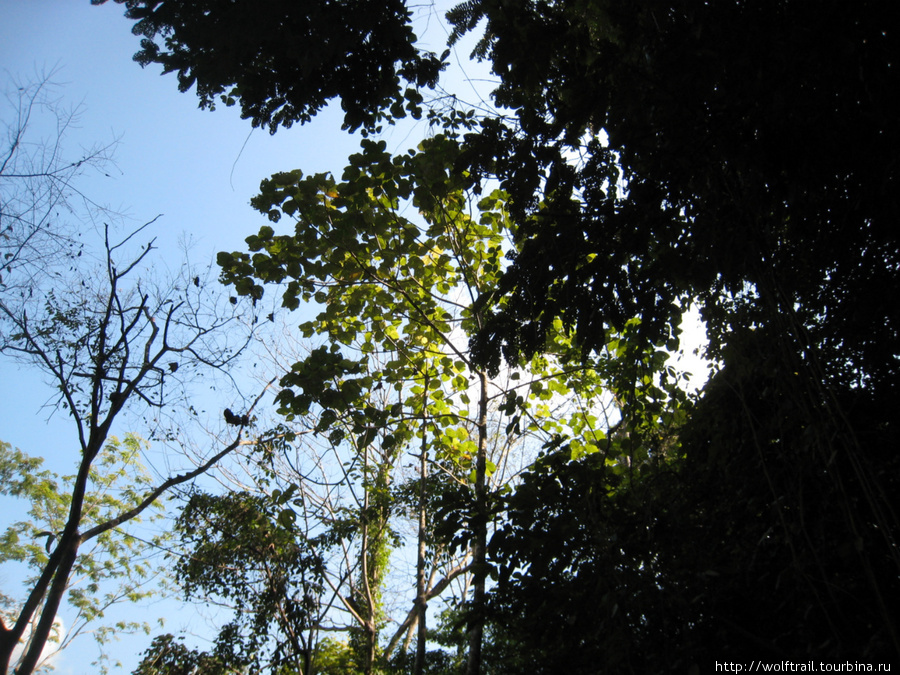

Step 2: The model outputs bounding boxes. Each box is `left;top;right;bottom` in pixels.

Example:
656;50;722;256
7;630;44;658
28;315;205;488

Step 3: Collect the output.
1;0;363;257
0;0;495;458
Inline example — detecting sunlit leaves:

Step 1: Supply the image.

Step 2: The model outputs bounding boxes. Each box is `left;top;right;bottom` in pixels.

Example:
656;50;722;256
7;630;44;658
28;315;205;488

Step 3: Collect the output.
0;436;165;657
216;110;695;671
220;132;509;459
220;124;655;481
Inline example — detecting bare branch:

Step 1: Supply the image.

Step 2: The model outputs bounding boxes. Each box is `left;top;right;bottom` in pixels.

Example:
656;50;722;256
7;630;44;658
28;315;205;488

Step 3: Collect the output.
384;559;472;658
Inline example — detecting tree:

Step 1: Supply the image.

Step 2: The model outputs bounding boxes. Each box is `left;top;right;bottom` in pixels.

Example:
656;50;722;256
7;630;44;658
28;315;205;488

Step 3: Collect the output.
0;435;164;673
1;77;268;670
1;72;116;305
170;489;327;674
444;0;900;660
0;216;267;673
217;119;620;674
94;0;444;133
218;127;499;672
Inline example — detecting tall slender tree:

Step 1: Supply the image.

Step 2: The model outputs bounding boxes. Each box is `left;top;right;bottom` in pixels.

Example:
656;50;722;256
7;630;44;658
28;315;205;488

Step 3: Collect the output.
219;118;619;672
0;220;266;674
1;72;272;674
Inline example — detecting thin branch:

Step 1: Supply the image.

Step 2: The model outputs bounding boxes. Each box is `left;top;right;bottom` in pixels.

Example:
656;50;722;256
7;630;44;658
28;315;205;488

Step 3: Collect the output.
383;559;472;657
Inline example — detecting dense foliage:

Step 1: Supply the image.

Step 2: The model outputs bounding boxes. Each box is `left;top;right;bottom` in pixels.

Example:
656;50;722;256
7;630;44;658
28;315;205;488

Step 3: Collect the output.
446;0;900;664
94;0;444;132
451;1;900;422
171;491;326;674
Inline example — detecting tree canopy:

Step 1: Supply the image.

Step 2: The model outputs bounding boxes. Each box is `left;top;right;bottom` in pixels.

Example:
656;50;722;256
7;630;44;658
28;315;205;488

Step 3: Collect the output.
93;0;444;132
448;0;900;662
449;0;900;382
102;0;900;669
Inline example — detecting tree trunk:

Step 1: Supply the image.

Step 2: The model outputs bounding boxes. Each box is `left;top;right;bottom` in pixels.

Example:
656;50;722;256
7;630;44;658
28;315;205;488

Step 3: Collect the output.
466;371;489;675
15;536;81;674
0;436;99;675
414;389;429;675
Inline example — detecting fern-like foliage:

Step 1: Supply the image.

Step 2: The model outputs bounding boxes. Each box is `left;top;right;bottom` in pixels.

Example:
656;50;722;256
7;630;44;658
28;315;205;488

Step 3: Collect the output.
446;0;491;57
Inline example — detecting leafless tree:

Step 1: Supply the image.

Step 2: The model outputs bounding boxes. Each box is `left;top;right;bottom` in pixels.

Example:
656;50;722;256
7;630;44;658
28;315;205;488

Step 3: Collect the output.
1;70;116;303
0;217;268;674
0;72;269;675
